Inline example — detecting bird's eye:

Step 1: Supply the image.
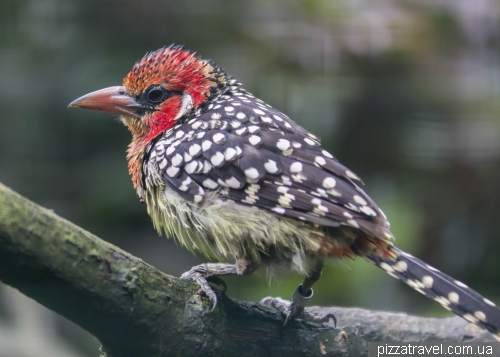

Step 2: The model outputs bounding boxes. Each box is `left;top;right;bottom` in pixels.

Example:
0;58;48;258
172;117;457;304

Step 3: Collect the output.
148;88;165;103
139;85;180;108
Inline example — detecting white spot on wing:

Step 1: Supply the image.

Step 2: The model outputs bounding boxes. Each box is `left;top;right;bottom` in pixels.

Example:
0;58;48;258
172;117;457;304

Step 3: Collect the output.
315;156;326;166
244;168;260;179
203;160;212;174
359;205;377;216
202;140;212;152
184;161;198;174
322;150;334;159
202;178;218;189
212;133;225;144
248;135;261;145
346;170;359;180
224;147;237;161
189;144;201;157
290;162;302;173
235;127;247;135
353;195;367;206
210;152;224;166
264;160;279;174
226;177;241;189
322;177;336;189
166;146;176;156
277;138;291;151
183;152;193;162
347;219;359;228
175;130;185;138
193;194;203;203
166;166;179;177
248;125;260;133
484;298;496;306
171;153;183;167
304;137;316;145
272;207;286;214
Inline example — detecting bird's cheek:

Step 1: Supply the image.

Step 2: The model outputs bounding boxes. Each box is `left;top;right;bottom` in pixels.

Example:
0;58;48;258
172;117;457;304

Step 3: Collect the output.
144;97;183;140
157;96;183;121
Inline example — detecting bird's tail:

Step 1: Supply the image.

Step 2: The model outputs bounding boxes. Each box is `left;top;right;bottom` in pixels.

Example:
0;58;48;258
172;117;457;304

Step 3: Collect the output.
367;246;500;340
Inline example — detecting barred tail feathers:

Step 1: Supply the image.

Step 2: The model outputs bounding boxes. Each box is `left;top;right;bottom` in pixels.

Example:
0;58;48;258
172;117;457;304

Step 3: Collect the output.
368;247;500;340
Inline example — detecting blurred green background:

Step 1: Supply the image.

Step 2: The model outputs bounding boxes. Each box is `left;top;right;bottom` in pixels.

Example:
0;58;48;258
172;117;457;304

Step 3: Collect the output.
1;0;500;355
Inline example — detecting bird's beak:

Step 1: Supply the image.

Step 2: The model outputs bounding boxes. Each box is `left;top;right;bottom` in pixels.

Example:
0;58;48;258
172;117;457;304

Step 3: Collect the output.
68;86;142;119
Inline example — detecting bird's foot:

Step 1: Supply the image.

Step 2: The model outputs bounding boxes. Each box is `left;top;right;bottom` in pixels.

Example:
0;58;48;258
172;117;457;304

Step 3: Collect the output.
180;263;232;310
260;285;336;326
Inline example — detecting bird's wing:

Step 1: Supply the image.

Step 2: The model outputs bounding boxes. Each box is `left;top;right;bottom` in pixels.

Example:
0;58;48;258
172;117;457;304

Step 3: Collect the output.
144;90;392;239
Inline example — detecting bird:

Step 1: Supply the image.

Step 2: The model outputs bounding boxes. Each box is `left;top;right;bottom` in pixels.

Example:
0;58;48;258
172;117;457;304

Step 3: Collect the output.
69;44;500;338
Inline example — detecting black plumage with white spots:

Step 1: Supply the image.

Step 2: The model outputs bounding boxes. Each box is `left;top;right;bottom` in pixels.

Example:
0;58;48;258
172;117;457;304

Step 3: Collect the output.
142;80;389;237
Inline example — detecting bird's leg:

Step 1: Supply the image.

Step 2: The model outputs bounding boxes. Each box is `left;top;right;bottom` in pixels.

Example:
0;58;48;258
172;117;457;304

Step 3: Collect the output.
181;258;258;310
261;259;336;326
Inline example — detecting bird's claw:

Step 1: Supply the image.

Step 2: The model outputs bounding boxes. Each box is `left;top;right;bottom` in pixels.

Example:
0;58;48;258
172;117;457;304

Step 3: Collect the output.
300;311;337;326
260;285;336;326
180;265;222;310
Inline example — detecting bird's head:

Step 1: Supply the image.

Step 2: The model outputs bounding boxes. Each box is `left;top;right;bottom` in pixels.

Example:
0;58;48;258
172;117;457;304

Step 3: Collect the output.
69;45;228;143
69;45;228;190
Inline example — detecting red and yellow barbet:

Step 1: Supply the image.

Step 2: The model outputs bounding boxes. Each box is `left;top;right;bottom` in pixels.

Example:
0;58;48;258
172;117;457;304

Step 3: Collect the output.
69;45;500;337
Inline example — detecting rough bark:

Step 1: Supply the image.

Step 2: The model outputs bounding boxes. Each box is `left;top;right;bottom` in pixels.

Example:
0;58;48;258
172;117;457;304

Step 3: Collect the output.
0;182;495;357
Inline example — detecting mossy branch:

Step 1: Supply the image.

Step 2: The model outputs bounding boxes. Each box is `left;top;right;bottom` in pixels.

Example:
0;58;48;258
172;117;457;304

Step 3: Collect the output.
0;182;494;357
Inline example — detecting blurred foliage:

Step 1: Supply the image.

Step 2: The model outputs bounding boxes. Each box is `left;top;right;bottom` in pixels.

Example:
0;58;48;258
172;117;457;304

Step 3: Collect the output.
1;0;500;355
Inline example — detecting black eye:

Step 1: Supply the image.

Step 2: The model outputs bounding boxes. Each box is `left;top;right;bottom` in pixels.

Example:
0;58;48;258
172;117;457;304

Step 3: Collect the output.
138;85;180;109
148;88;165;103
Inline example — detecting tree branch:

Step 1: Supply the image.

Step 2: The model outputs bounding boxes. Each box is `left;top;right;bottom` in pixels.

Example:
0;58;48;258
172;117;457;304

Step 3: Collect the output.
0;182;494;357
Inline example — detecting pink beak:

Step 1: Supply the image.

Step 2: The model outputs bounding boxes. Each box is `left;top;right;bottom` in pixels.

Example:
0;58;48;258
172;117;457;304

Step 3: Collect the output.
68;86;142;119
